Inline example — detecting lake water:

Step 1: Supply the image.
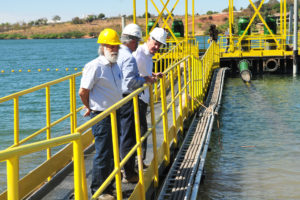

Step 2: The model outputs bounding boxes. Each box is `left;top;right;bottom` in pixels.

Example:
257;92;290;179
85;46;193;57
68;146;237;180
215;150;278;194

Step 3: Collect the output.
1;39;300;199
0;39;98;192
199;75;300;199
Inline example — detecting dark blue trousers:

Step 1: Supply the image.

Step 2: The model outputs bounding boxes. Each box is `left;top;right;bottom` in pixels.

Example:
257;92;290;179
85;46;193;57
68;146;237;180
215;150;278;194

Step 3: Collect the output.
138;99;148;160
119;100;136;177
90;111;119;194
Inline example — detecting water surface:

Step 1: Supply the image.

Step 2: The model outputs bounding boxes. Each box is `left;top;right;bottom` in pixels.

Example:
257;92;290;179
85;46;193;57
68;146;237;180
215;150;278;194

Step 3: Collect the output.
199;75;300;200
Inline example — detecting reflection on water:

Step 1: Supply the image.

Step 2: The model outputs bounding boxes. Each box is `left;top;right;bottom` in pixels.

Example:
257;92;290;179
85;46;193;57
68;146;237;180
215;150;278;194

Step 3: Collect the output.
199;75;300;200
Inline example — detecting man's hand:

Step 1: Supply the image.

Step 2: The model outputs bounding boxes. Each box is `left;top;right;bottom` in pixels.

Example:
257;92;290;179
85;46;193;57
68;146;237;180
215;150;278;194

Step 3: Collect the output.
144;76;157;84
83;106;91;117
79;88;91;116
153;72;163;79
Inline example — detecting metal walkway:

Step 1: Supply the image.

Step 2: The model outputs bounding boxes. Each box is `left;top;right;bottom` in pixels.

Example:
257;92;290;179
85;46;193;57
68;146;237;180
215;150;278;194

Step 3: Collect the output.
27;70;185;200
158;68;227;200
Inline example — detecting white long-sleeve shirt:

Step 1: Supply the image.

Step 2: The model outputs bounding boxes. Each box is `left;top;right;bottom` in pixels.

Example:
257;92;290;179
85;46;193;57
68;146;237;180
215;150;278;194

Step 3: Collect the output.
133;43;154;104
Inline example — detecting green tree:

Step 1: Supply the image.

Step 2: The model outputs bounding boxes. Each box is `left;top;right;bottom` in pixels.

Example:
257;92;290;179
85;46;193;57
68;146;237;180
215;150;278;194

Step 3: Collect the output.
98;13;105;19
72;17;84;24
86;15;96;23
142;12;151;18
222;6;236;12
52;15;61;23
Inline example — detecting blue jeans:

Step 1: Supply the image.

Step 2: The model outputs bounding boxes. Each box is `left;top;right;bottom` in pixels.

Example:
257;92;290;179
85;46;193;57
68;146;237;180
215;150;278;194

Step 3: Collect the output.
90;111;119;194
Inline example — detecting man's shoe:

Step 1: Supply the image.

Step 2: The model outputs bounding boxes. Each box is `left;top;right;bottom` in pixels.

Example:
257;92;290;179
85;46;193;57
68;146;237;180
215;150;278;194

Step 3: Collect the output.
97;193;115;200
122;172;139;183
142;162;149;169
135;162;149;170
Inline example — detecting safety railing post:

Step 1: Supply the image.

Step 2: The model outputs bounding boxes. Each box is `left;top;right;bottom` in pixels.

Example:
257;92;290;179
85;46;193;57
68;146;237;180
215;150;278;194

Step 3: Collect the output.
149;85;159;187
154;62;159;102
170;69;177;146
73;138;86;200
46;86;51;163
177;64;183;132
11;96;20;197
160;76;170;165
133;95;146;200
195;56;198;100
183;60;189;115
203;57;206;88
7;156;19;200
110;110;123;200
45;86;52;182
189;57;194;112
70;76;76;134
13;97;19;146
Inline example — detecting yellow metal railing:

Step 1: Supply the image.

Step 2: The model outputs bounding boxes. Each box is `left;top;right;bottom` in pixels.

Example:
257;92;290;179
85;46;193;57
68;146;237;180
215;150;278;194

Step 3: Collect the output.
0;40;219;200
219;33;300;58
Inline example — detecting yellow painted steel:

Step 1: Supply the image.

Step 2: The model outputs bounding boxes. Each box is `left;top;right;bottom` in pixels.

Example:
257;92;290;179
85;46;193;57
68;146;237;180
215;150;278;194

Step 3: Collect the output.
185;0;188;40
133;96;146;200
7;156;19;200
46;86;51;163
111;111;123;200
192;0;195;38
170;68;177;146
13;97;19;146
149;85;159;187
150;0;179;43
225;0;294;57
145;0;148;37
160;75;170;165
133;0;136;24
0;23;219;200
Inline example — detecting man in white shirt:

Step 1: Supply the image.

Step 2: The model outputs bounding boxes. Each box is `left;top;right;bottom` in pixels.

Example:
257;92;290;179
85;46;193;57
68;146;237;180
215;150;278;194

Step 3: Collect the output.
133;27;167;163
79;28;122;200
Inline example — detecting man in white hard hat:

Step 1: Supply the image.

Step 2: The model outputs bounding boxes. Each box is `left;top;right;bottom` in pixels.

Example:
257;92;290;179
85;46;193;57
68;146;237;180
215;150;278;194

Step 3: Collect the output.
133;28;167;161
117;23;156;183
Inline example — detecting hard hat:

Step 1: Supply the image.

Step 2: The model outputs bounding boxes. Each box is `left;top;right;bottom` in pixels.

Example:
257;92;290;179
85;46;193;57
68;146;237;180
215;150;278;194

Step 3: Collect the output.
150;27;167;45
97;28;121;45
122;23;142;40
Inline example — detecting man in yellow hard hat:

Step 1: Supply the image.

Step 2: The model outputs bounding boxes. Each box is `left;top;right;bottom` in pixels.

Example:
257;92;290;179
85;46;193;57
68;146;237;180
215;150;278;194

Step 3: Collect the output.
79;28;122;200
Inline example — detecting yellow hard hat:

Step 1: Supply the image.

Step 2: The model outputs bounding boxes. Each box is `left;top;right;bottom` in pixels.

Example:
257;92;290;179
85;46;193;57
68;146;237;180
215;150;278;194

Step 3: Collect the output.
97;28;121;45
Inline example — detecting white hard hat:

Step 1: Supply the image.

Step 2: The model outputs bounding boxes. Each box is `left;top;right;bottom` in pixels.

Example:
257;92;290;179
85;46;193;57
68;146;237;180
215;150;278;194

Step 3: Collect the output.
150;27;167;45
122;23;142;40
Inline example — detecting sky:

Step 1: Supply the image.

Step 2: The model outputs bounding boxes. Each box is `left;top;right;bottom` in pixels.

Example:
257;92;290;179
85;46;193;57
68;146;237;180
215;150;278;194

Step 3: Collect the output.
0;0;251;24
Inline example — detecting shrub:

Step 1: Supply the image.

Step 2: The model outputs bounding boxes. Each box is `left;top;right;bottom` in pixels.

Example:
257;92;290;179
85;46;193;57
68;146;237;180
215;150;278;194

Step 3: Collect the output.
61;32;72;38
89;32;98;37
70;31;85;38
0;34;8;39
72;17;84;24
6;33;27;39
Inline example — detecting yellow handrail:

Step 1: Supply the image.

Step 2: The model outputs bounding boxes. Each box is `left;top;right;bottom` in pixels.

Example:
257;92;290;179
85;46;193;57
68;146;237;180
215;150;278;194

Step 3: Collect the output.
0;40;219;200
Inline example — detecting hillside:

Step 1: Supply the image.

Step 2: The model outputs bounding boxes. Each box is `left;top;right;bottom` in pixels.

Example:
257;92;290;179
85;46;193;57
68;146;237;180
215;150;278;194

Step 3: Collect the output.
0;13;229;39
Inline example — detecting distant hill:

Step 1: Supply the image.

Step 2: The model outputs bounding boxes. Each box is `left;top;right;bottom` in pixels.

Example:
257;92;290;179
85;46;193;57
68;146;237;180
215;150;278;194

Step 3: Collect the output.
0;13;231;39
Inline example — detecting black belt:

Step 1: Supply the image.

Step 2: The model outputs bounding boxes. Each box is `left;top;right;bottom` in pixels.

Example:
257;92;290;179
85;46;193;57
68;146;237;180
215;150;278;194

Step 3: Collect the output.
91;110;102;114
